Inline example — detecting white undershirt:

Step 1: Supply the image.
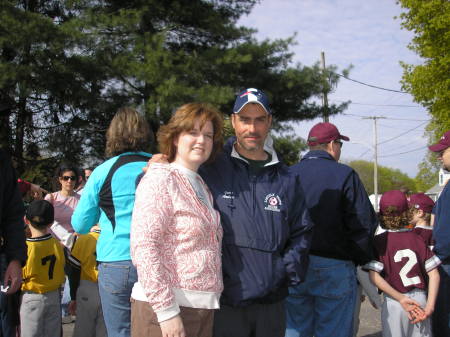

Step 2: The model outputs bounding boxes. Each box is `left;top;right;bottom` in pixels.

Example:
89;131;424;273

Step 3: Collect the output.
170;163;213;211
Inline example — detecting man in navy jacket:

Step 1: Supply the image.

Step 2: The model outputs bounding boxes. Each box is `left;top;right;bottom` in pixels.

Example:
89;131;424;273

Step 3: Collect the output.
428;130;450;337
285;122;377;337
200;88;313;337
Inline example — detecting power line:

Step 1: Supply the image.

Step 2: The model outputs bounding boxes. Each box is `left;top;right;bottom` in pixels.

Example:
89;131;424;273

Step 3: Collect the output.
386;117;430;121
331;99;421;108
333;72;408;93
342;113;430;122
378;121;428;146
358;148;371;158
379;146;427;158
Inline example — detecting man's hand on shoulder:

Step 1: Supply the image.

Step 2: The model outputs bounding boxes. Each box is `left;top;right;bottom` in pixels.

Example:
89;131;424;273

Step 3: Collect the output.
142;154;169;173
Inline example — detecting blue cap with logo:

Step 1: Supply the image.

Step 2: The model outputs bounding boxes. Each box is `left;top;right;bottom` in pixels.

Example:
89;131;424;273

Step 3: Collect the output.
233;88;271;115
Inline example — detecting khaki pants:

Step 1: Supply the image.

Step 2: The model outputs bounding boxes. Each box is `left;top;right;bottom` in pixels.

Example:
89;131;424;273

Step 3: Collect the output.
73;280;106;337
20;290;61;337
131;298;214;337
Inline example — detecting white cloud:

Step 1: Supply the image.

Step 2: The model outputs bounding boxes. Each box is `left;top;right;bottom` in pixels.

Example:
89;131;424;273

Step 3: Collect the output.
240;0;431;178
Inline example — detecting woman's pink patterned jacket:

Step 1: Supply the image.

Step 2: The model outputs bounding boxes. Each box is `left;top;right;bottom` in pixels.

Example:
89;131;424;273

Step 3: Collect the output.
130;163;223;321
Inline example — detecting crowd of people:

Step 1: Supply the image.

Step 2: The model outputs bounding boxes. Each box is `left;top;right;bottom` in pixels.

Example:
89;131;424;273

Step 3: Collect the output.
0;87;449;337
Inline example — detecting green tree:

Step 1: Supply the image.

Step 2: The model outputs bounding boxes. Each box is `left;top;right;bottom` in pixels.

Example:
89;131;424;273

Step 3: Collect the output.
1;0;347;183
397;0;450;186
398;0;450;136
77;1;347;133
414;152;440;192
0;0;110;180
347;160;417;195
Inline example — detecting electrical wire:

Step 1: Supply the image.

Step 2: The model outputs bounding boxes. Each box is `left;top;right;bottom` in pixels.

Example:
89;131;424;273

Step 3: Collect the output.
379;146;427;158
331;99;421;108
378;122;428;146
342;113;430;122
358;148;371;158
333;72;408;93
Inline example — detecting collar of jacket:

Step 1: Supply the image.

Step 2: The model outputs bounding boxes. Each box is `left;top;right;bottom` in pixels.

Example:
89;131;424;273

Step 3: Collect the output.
302;150;335;162
224;135;280;167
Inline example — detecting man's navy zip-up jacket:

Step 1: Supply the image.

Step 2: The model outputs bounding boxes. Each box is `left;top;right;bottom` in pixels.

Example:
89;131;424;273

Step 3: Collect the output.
199;137;313;308
433;182;450;263
290;150;377;265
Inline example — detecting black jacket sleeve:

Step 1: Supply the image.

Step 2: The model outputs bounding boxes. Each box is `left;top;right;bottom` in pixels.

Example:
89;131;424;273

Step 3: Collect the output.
0;150;27;265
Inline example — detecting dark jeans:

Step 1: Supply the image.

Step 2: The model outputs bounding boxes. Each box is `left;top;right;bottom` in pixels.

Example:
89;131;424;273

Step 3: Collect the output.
0;254;19;337
432;263;450;337
213;301;285;337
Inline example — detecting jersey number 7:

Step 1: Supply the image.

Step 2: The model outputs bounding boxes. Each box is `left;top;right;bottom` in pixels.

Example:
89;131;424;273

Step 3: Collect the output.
41;254;56;280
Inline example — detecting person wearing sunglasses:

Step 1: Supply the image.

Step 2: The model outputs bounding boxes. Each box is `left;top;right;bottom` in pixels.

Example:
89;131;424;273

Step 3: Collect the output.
45;163;81;236
44;163;81;323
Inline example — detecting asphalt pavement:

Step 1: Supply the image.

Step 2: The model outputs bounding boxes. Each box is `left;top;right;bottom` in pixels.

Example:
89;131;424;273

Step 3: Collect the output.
62;299;383;336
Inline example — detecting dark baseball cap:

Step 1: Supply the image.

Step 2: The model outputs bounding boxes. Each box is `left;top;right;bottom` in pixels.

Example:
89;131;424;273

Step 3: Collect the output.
408;193;435;213
307;122;350;146
26;200;54;226
429;130;450;152
379;190;408;216
233;88;271;115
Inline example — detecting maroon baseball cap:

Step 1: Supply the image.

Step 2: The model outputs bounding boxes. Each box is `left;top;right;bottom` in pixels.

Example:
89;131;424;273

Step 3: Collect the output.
307;122;350;146
429;130;450;152
408;193;435;213
379;190;408;216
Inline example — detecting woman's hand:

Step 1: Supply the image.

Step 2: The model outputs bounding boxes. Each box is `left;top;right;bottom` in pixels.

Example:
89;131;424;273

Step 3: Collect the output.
159;315;186;337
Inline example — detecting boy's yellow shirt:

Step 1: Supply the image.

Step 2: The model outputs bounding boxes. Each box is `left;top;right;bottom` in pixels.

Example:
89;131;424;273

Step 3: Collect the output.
69;230;100;283
22;234;65;293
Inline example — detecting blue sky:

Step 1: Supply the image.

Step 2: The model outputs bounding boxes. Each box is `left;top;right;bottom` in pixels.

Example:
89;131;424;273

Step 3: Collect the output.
240;0;431;178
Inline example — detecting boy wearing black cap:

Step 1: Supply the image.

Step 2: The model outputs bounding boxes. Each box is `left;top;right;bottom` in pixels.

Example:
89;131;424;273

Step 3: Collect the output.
21;200;65;337
365;190;440;337
409;193;435;249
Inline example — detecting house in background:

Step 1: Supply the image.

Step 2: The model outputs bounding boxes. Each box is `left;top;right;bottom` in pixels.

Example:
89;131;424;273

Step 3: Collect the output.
426;168;450;201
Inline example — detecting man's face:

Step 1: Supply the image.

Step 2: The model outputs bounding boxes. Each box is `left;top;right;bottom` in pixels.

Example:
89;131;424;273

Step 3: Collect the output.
231;103;272;157
438;147;450;171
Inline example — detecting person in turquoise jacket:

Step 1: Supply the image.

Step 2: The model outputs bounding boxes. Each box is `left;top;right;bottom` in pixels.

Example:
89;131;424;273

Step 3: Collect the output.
72;107;152;337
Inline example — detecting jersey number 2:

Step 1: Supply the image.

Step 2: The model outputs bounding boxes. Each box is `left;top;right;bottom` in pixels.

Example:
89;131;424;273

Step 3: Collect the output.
41;255;56;280
394;249;420;287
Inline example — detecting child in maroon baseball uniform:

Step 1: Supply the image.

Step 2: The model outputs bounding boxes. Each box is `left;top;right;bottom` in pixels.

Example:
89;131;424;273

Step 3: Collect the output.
409;193;435;250
365;190;441;337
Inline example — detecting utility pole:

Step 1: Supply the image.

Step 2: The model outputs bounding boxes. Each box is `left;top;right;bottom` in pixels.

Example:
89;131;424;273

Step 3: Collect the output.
362;116;386;212
321;51;329;123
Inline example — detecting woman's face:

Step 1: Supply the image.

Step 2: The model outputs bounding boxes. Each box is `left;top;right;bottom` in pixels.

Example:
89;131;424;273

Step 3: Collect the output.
58;170;77;192
174;119;214;172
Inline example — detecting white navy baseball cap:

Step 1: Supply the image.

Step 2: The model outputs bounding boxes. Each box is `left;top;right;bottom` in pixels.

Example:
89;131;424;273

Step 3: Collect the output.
233;88;271;115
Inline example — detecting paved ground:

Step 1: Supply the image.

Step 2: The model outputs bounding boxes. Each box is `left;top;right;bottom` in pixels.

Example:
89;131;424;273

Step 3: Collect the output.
62;299;382;336
357;298;382;337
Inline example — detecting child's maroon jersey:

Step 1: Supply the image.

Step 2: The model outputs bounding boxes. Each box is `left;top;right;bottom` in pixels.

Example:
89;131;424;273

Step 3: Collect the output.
413;225;435;249
365;229;441;293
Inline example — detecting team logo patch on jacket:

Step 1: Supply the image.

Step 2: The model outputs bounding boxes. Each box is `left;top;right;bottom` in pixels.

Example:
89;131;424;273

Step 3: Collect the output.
264;193;282;212
222;191;235;199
